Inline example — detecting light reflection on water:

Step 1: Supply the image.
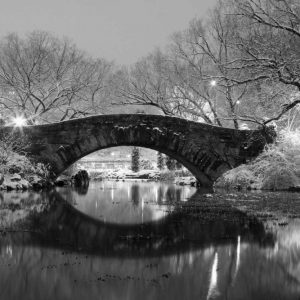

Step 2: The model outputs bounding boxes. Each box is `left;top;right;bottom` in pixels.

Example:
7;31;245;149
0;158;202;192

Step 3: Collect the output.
0;182;300;300
61;180;197;224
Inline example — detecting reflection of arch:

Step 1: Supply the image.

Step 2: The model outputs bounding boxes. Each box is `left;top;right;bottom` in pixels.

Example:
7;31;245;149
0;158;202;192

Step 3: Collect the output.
0;114;272;186
73;183;89;195
6;191;274;257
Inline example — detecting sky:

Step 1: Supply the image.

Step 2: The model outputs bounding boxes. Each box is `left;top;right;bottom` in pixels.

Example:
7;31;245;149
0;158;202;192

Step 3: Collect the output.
0;0;216;65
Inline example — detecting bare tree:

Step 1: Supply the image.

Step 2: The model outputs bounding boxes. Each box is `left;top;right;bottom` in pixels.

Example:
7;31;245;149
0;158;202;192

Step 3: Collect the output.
114;1;270;128
232;0;300;124
106;0;300;128
0;31;113;124
167;0;288;128
112;49;178;116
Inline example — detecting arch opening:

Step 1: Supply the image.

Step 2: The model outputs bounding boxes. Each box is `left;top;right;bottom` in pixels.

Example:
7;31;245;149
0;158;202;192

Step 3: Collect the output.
58;144;212;186
63;146;192;178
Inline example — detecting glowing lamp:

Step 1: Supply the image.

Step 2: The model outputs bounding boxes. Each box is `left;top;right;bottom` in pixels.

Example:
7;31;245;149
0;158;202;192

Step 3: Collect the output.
210;80;217;87
12;116;26;127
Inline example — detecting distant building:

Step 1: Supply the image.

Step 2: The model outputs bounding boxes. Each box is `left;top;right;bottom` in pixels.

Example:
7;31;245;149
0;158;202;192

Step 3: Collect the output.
78;156;131;171
77;146;157;171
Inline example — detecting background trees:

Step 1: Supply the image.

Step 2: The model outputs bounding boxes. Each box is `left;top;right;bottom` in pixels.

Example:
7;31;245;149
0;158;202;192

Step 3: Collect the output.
0;0;299;129
112;49;176;116
112;1;257;128
165;156;176;171
167;3;248;128
131;147;140;172
234;0;300;87
157;152;165;170
232;0;300;125
215;0;300;127
0;31;113;124
112;0;300;129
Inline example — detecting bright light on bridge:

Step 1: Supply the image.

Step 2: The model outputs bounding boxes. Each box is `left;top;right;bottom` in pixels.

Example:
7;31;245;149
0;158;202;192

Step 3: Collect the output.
12;116;27;127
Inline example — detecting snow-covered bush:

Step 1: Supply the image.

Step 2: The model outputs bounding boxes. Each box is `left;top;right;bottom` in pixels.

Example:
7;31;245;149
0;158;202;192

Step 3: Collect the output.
215;128;300;190
215;165;256;190
158;170;175;181
0;133;52;190
0;132;28;169
140;158;154;170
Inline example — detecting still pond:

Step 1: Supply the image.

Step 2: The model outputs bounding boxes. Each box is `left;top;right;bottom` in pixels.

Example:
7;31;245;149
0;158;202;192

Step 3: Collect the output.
0;180;300;300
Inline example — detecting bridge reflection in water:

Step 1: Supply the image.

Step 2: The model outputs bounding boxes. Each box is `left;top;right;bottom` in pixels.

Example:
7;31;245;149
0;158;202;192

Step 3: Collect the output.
0;182;300;300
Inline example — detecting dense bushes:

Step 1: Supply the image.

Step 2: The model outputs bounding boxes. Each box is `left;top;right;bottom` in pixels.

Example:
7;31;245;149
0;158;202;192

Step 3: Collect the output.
215;129;300;191
131;147;140;172
0;134;51;190
140;159;154;170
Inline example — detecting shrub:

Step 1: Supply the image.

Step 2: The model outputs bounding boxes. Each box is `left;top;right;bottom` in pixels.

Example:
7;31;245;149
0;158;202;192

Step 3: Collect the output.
165;156;176;170
158;170;175;181
140;159;154;170
174;168;192;177
0;132;28;168
0;132;51;183
250;128;300;189
131;147;140;172
157;152;165;170
214;164;256;190
215;128;300;190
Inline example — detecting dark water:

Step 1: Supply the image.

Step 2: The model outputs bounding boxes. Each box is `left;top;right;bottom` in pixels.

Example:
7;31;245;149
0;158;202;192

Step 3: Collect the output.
1;181;300;300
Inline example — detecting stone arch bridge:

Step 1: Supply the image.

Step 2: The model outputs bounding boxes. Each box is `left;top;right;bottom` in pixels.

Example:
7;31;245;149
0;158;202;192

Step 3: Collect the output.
0;114;274;186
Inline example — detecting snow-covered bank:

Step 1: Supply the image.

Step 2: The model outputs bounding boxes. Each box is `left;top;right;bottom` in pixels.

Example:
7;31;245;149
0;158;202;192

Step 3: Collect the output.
0;154;52;191
89;169;198;186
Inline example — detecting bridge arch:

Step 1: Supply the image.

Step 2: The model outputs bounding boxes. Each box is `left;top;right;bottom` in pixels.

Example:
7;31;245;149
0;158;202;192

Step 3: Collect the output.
1;114;271;186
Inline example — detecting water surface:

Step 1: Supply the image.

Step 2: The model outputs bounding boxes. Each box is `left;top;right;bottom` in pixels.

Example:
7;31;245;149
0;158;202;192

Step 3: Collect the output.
0;181;300;300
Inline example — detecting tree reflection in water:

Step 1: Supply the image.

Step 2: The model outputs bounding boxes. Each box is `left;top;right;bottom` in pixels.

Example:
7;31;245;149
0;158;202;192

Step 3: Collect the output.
131;184;140;207
62;181;197;224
